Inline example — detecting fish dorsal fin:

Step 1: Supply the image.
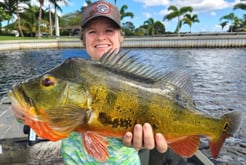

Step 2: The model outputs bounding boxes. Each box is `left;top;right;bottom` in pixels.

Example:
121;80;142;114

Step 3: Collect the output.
160;70;193;97
100;49;193;96
99;49;164;82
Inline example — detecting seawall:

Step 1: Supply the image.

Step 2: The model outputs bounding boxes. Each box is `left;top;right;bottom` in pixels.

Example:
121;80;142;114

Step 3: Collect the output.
0;33;246;51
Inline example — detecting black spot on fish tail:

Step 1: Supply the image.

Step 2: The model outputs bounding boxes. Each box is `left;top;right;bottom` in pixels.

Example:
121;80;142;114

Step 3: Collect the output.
222;110;243;136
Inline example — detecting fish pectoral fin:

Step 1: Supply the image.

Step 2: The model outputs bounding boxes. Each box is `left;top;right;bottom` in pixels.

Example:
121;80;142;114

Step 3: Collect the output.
82;131;110;162
168;135;200;158
46;105;88;134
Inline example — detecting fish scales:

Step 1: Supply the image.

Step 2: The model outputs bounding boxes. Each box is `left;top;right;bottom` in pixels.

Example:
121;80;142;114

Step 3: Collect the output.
78;57;236;140
8;49;243;162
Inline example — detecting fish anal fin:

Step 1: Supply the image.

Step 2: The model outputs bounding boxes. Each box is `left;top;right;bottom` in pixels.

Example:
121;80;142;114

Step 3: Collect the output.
168;135;200;158
82;131;110;162
209;132;228;158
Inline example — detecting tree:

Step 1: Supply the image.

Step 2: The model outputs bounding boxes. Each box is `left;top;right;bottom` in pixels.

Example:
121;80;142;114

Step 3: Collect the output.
120;5;134;36
20;4;39;36
233;0;246;10
16;0;31;37
120;5;134;21
0;0;30;37
38;0;44;38
48;0;68;38
163;5;193;35
143;18;165;36
220;21;227;31
154;21;165;34
220;12;239;32
0;0;17;28
183;13;199;33
0;7;11;32
122;21;135;36
144;18;155;35
233;0;246;31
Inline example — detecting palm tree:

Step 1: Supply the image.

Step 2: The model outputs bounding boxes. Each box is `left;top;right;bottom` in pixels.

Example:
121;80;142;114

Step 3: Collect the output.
48;0;68;38
120;5;134;21
20;4;39;36
143;18;165;35
0;0;15;28
220;21;227;31
154;21;165;34
163;5;193;35
183;13;199;33
0;0;30;36
220;12;239;32
119;5;134;35
38;0;44;38
144;18;155;35
233;0;246;31
16;0;30;37
233;0;246;10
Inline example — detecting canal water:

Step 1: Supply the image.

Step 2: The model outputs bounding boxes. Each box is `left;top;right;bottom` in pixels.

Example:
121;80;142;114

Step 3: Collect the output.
0;48;245;164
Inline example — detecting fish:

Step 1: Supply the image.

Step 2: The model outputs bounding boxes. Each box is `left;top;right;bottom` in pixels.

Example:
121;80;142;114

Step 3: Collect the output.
8;49;242;162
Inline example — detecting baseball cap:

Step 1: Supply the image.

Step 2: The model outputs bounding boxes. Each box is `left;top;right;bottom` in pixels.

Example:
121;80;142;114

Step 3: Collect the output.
81;0;121;28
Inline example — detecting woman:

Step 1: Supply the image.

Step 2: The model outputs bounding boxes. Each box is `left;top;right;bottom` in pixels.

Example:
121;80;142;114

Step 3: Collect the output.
61;1;169;164
80;0;167;152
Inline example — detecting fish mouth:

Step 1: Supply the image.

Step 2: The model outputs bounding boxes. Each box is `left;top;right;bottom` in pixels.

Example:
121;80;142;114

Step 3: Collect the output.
8;84;35;118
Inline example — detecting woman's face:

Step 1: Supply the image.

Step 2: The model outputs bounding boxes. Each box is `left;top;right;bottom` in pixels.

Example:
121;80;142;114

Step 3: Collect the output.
84;17;123;60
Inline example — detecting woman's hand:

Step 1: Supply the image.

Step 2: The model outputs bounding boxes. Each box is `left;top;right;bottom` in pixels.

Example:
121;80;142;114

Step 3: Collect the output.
122;123;168;153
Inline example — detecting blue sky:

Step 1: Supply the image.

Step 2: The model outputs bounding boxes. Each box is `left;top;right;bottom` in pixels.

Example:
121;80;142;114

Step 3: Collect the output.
58;0;245;33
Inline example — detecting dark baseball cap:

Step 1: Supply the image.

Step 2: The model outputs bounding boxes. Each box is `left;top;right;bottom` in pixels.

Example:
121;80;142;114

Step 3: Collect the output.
81;0;121;28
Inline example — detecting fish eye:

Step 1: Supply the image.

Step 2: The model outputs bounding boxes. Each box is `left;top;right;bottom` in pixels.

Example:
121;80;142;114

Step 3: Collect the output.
41;75;56;87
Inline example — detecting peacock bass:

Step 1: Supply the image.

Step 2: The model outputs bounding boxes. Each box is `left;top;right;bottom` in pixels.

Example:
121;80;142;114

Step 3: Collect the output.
8;50;242;162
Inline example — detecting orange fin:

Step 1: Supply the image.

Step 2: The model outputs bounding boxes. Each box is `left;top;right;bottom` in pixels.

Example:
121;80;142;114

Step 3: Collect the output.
209;110;243;158
169;135;200;158
82;131;110;162
209;132;228;158
25;117;68;141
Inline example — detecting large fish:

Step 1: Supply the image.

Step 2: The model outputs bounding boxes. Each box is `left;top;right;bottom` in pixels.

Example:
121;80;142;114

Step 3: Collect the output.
8;50;242;162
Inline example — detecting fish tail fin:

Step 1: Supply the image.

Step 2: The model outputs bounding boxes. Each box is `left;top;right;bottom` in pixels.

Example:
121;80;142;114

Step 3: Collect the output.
46;105;88;134
209;110;243;158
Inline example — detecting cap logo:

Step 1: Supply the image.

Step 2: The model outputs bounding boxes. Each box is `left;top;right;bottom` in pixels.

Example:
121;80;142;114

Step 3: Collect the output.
94;2;111;14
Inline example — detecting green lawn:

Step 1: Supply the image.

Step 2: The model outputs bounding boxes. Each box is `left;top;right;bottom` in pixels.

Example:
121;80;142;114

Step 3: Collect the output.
0;35;79;41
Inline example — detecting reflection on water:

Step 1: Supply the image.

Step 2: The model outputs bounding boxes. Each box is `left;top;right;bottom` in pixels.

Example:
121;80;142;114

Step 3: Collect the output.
0;48;245;163
0;49;89;98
